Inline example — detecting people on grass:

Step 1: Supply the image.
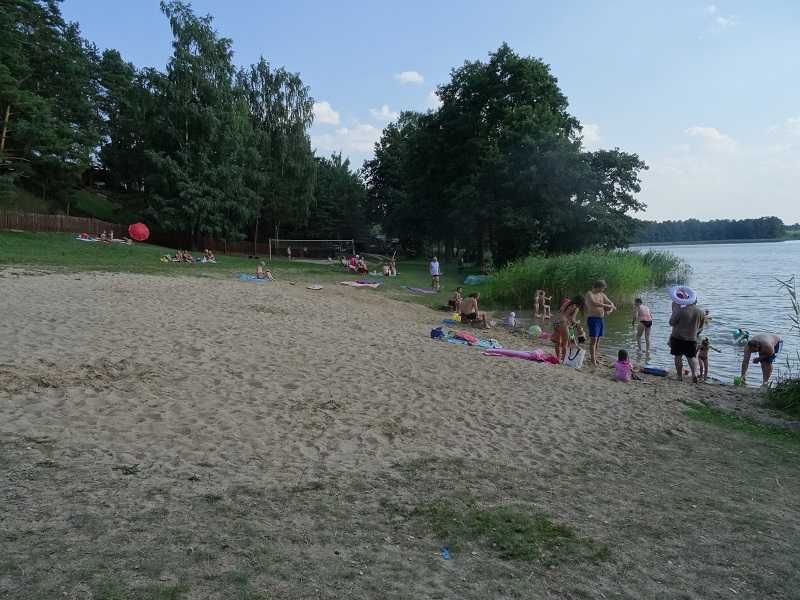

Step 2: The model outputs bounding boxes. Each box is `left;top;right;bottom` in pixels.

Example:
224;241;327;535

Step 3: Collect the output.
552;295;585;363
459;292;488;328
632;298;653;353
429;256;441;291
584;280;616;366
741;333;783;386
668;299;705;383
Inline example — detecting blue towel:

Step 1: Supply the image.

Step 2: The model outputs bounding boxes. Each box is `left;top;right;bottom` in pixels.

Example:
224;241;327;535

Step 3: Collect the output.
238;273;268;282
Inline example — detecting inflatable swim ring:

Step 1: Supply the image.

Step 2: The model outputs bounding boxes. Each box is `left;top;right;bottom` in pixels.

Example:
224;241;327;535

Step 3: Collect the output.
528;325;542;338
733;328;750;345
670;286;697;306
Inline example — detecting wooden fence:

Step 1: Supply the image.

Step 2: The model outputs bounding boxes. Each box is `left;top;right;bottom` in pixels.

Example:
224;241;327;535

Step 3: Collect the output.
0;211;125;237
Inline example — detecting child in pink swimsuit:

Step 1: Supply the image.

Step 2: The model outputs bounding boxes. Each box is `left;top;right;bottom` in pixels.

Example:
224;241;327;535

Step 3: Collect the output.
613;349;633;382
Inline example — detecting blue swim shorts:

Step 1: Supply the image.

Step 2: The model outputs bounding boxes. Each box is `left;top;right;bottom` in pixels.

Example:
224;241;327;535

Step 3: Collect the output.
765;340;784;364
587;317;604;338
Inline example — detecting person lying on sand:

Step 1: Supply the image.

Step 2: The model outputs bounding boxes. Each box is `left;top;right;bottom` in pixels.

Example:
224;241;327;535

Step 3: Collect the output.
741;333;783;386
460;292;488;328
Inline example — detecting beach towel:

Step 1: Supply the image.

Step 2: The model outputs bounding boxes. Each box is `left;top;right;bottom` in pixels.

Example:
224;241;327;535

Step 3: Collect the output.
339;281;381;289
463;275;489;285
307;284;323;290
75;236;99;243
475;339;503;349
454;331;479;344
404;286;438;295
238;273;269;283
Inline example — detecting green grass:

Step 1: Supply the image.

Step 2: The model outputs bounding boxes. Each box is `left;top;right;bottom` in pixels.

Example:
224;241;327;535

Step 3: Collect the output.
484;249;690;309
412;498;609;564
684;402;800;444
71;189;120;221
0;231;475;308
766;379;800;418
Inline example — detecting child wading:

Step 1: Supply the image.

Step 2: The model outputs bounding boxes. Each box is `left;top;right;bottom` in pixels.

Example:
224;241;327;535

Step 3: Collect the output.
632;298;653;353
697;337;720;382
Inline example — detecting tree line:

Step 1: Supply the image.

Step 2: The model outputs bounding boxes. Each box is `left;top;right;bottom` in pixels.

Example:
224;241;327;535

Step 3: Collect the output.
2;1;650;261
1;0;367;245
363;44;648;266
634;217;787;243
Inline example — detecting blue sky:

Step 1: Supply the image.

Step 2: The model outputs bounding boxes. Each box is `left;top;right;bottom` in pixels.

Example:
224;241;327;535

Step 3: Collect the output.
62;1;800;223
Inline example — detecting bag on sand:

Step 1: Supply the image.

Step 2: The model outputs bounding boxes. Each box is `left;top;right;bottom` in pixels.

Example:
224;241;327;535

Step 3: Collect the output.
564;346;586;369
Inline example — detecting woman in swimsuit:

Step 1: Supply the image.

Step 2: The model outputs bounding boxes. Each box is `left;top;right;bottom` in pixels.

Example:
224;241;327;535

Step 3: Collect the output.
632;298;653;353
552;295;585;363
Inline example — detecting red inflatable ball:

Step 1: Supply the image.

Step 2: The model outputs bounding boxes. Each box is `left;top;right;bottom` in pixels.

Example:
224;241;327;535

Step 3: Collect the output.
128;222;150;242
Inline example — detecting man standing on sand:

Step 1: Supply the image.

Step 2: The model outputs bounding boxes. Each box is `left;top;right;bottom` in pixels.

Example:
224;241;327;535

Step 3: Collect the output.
741;333;783;386
668;301;705;383
429;256;441;291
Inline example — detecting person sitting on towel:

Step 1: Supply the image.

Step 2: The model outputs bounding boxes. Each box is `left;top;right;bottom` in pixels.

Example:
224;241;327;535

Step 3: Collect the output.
460;293;488;328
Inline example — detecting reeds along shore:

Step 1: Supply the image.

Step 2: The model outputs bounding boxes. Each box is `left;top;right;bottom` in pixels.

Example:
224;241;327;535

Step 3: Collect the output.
484;250;690;308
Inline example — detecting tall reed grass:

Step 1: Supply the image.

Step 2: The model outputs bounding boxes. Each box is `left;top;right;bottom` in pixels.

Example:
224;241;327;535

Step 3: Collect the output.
483;249;690;308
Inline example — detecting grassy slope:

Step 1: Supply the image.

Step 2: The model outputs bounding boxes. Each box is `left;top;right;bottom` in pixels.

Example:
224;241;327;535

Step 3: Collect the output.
0;231;474;308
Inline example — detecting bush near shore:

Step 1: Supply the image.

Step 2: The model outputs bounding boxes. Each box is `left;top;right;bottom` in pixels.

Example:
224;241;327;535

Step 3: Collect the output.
484;249;690;308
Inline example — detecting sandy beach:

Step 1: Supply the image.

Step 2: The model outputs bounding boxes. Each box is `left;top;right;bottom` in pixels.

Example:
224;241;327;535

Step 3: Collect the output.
2;270;799;599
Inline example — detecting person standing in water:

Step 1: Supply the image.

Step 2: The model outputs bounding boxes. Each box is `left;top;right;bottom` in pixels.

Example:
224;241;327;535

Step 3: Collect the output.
632;298;653;353
741;333;783;386
668;300;705;383
584;280;616;366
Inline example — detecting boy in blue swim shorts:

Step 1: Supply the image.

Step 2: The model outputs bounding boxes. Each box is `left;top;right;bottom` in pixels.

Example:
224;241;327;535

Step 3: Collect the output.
584;280;616;366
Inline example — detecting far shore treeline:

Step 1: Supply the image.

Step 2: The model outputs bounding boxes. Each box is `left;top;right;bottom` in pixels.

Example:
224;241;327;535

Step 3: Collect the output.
0;1;793;266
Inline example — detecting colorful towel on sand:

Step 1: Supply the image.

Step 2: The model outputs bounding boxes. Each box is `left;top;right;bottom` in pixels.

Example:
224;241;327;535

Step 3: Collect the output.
435;330;502;349
339;280;382;289
482;348;560;364
404;286;438;295
238;273;269;282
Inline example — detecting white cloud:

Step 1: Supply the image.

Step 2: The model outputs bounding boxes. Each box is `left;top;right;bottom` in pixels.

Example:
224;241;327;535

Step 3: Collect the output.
313;101;340;125
369;104;399;122
705;4;737;30
640;123;800;222
581;123;601;149
395;70;425;85
685;125;737;152
426;90;442;109
312;122;382;157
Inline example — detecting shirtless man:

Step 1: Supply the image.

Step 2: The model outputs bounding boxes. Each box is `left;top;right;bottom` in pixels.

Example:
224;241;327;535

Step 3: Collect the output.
668;301;704;383
584;280;616;366
741;333;783;386
459;292;488;328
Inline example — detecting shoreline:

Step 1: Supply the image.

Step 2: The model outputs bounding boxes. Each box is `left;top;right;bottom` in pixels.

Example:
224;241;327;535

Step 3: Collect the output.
630;238;789;247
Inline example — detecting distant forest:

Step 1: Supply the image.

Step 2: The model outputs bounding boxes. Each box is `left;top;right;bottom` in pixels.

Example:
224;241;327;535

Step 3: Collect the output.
634;217;788;243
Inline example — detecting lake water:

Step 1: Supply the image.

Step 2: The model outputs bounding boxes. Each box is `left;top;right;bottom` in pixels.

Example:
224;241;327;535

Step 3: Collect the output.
506;241;800;383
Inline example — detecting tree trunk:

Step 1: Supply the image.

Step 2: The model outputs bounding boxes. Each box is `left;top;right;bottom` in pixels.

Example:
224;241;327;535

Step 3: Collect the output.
253;214;259;256
0;105;10;154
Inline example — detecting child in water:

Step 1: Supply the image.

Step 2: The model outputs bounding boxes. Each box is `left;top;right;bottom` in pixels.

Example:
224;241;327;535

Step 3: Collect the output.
697;337;720;382
613;349;634;382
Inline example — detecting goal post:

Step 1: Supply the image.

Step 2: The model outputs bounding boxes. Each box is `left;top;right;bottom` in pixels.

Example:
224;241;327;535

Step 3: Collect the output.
268;238;356;262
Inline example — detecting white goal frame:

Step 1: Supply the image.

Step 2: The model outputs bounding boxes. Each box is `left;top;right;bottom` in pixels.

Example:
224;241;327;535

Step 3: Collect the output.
268;238;356;262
